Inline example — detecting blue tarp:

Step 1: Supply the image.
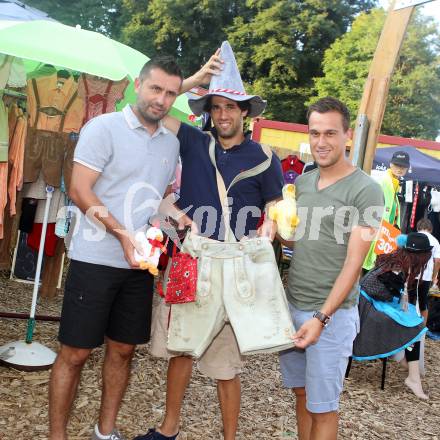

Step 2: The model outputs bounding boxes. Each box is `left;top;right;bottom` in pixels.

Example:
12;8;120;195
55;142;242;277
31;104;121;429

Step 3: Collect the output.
373;146;440;185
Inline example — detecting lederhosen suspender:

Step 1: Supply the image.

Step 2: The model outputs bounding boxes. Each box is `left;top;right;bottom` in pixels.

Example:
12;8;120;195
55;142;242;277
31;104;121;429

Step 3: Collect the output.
31;77;78;132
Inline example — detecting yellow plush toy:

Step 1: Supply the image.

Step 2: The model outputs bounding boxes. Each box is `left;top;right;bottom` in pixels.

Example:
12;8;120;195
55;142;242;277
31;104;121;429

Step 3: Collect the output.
268;184;300;241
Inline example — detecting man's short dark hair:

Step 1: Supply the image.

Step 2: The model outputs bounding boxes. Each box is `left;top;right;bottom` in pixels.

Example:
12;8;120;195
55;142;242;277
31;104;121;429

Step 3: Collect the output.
203;95;251;115
417;218;433;232
139;56;183;81
307;97;350;132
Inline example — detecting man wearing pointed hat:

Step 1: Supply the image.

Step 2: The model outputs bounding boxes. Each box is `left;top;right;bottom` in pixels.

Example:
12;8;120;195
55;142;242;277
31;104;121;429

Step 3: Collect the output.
133;42;284;440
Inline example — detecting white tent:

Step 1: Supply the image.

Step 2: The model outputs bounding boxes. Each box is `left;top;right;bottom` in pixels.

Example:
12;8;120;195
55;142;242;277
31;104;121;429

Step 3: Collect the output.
0;0;54;21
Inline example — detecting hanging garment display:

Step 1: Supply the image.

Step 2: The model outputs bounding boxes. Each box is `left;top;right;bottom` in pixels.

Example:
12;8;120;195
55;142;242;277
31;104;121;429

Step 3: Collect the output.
0;99;7;238
0;56;10;236
23;77;82;188
1;54;31;178
78;74;128;123
8;103;27;216
0;85;8;162
0;56;26;236
0;162;6;239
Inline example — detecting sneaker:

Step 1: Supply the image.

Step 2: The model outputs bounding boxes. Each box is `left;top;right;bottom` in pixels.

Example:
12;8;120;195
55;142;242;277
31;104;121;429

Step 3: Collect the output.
91;426;127;440
133;428;179;440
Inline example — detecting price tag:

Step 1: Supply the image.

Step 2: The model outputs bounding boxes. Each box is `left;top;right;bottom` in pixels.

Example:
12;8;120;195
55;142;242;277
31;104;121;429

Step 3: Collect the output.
374;220;401;256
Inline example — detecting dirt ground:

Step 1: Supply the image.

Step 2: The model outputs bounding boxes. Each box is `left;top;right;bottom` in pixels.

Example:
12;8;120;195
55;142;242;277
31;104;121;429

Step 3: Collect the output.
0;271;439;440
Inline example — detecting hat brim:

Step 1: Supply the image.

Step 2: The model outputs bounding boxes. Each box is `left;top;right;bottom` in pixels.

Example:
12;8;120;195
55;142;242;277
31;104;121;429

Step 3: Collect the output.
390;159;410;168
406;245;433;253
188;92;267;118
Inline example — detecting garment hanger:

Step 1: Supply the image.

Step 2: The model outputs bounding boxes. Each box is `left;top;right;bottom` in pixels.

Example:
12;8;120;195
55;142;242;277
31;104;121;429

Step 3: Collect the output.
57;69;71;79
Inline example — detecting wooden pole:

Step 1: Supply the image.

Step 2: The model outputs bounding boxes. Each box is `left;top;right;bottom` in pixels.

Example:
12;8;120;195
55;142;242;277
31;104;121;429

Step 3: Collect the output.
352;1;415;173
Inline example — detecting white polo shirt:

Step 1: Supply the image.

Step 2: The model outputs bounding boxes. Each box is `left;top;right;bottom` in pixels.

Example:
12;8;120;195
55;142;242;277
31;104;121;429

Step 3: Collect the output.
68;104;179;268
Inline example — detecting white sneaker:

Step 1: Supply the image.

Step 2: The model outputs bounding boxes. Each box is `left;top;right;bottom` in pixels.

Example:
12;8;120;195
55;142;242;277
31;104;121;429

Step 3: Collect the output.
91;426;126;440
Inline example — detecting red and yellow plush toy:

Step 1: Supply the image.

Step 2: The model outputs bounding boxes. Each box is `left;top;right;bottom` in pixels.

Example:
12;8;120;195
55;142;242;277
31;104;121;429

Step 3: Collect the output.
268;184;300;241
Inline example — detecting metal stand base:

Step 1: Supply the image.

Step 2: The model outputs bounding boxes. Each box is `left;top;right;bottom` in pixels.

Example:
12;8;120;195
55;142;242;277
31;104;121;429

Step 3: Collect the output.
0;340;56;371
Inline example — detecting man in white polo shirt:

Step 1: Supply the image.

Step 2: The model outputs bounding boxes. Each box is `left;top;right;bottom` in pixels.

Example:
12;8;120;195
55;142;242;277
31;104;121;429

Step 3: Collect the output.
48;54;222;440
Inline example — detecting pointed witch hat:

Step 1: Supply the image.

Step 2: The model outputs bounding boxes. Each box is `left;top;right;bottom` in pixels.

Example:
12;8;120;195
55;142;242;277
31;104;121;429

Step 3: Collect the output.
188;41;266;118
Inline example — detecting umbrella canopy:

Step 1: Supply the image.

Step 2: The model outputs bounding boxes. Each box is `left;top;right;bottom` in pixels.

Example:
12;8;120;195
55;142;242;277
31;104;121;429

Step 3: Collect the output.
0;1;53;21
0;19;192;119
373;146;440;185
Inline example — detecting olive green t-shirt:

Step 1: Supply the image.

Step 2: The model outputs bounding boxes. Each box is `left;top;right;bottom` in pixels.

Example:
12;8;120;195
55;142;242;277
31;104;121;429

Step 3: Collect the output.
287;168;384;311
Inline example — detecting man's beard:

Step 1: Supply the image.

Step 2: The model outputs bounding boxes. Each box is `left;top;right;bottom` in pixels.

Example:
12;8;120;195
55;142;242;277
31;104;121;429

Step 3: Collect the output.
136;102;166;124
215;124;239;139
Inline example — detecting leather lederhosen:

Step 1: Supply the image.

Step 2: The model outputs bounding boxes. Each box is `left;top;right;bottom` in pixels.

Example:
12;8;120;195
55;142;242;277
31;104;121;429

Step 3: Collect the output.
23;78;79;188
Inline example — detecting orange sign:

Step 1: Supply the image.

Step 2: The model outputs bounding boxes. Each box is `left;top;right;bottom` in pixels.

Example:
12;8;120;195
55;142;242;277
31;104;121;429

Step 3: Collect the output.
374;220;401;255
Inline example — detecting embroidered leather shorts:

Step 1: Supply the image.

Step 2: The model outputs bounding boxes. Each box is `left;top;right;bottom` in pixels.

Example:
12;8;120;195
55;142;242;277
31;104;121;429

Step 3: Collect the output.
23;127;77;188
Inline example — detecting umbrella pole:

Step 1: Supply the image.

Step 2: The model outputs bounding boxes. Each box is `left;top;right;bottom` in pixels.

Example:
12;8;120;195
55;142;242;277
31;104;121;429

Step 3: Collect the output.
25;185;53;343
0;185;57;371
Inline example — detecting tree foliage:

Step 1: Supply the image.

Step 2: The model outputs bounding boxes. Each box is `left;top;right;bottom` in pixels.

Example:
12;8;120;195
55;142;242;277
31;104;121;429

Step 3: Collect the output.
24;0;124;37
311;8;440;139
119;0;249;77
226;0;376;122
119;0;375;110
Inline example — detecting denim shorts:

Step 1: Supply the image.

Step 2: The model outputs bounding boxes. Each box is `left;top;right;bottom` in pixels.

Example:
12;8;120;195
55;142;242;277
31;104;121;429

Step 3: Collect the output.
279;303;359;413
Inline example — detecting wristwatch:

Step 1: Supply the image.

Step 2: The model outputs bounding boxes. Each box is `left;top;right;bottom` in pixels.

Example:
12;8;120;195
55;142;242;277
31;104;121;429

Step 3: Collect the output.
313;311;331;327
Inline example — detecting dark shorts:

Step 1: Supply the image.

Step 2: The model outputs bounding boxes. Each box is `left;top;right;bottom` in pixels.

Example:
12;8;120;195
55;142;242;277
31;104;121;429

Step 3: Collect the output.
408;280;431;312
58;260;154;349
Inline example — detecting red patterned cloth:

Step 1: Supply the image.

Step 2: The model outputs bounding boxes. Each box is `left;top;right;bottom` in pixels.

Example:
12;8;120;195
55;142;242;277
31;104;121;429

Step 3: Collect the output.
164;247;198;304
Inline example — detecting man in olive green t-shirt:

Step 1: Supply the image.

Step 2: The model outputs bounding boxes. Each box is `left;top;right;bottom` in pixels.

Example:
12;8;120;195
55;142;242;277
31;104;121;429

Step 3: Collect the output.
279;97;384;440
